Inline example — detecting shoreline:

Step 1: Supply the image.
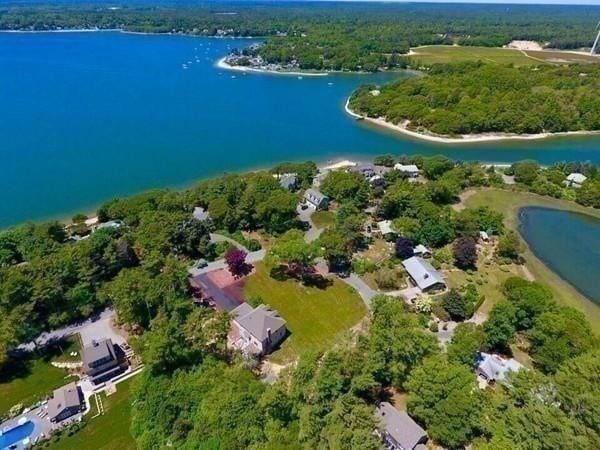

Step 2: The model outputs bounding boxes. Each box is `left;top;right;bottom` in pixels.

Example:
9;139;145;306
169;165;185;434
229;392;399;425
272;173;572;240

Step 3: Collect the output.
345;99;600;144
216;57;328;77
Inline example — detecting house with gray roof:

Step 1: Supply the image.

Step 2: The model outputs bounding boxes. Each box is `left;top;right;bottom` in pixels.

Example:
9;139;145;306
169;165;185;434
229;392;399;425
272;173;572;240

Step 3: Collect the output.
47;382;84;423
476;352;524;386
402;256;446;292
277;173;299;191
82;338;124;384
376;402;428;450
304;188;329;210
228;303;287;356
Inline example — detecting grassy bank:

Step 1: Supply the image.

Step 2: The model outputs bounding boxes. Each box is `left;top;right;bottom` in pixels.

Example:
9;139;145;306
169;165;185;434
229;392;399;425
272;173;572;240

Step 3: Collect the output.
48;378;137;450
464;188;600;332
244;263;367;363
0;357;73;416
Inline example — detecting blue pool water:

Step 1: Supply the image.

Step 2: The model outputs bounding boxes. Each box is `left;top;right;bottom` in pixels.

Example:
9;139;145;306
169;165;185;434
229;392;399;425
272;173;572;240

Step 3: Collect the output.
1;31;599;227
0;421;34;449
519;207;600;303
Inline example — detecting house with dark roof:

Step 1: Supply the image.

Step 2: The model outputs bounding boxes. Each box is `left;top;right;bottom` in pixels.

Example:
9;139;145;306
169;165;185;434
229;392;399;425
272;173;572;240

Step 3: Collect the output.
304;188;329;210
228;303;287;356
376;402;428;450
402;256;446;292
47;382;84;423
82;338;124;384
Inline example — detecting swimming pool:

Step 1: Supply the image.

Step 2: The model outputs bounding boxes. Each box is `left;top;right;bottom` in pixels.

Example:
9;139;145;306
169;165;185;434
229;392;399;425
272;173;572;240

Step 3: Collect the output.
0;420;34;449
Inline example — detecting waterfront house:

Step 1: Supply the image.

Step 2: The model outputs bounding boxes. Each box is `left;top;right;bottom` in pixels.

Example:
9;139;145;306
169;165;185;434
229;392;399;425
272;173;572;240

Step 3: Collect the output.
401;256;446;292
193;206;211;222
375;402;428;450
277;173;299;191
304;188;329;210
228;302;287;356
82;338;124;384
47;382;84;423
393;164;420;178
476;352;524;386
564;172;587;188
94;220;123;231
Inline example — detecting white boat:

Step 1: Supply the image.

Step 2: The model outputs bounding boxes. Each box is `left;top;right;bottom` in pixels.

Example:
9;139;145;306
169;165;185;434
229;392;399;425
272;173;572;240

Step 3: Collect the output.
297;76;303;80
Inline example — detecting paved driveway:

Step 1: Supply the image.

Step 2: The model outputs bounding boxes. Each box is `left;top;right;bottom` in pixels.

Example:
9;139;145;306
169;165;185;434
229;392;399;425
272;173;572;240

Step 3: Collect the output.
18;309;120;352
341;274;377;308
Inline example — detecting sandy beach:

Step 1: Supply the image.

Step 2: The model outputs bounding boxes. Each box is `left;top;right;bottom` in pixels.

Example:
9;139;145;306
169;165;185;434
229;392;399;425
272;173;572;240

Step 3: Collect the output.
216;57;328;77
344;99;600;144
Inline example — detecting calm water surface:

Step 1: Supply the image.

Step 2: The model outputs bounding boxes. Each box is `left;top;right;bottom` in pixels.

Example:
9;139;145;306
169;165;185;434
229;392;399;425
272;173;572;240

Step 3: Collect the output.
1;31;600;227
519;207;600;303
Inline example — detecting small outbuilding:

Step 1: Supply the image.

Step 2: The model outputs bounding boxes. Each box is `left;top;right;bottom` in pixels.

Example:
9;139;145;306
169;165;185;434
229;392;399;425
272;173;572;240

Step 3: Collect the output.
375;402;428;450
376;220;396;239
479;231;490;242
47;382;84;423
304;188;329;210
402;256;446;292
412;244;431;257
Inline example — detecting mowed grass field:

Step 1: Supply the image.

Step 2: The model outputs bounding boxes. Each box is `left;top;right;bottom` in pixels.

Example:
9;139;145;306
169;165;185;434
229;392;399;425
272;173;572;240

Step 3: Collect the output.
409;45;538;66
463;188;600;332
244;263;367;363
310;210;336;229
409;45;600;66
0;358;73;416
48;378;137;450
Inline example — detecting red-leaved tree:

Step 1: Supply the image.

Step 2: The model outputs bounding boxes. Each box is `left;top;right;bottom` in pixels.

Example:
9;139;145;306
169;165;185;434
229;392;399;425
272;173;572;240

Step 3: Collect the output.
225;247;252;278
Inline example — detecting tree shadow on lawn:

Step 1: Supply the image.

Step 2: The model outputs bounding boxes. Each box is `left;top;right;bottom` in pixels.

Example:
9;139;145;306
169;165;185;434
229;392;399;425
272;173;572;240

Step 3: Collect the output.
269;265;333;290
2;338;73;383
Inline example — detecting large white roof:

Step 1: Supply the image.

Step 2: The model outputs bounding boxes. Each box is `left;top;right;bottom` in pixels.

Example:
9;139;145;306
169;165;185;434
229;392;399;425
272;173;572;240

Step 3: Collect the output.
402;256;445;291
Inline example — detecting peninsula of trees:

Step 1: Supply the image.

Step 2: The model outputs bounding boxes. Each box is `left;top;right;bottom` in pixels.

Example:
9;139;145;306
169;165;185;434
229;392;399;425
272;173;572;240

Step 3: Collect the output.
2;2;599;71
349;62;600;139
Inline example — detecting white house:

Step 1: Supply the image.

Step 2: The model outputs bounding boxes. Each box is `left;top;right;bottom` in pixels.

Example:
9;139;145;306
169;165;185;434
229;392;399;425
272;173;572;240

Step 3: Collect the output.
564;172;587;188
476;352;524;386
193;206;211;222
228;303;287;356
304;188;329;209
393;164;420;178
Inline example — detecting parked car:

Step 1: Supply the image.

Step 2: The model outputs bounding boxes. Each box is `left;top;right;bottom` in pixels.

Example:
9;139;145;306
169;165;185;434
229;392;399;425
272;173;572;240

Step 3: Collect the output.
194;258;208;269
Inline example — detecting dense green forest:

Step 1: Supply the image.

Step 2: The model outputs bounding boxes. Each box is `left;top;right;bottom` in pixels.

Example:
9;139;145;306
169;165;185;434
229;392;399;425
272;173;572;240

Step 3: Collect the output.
349;62;600;136
1;1;599;71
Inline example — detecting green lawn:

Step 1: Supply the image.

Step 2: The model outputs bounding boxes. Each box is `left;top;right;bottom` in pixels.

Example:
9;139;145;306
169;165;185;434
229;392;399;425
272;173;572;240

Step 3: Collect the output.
311;210;335;229
409;45;540;66
0;357;74;416
463;188;600;332
48;378;137;450
244;263;368;363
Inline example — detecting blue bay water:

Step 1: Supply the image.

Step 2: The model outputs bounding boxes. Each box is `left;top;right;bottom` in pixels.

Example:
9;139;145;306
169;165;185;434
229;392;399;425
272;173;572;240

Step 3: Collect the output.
519;207;600;303
1;31;599;227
